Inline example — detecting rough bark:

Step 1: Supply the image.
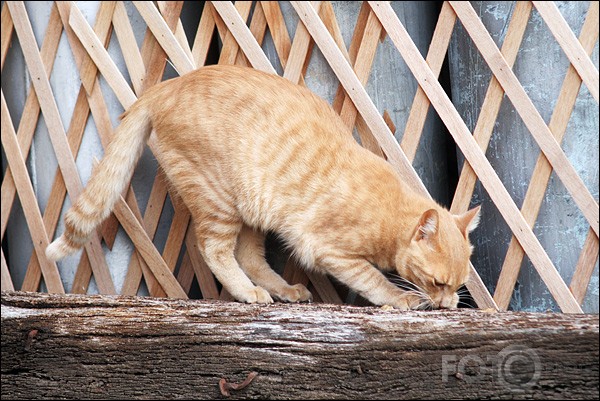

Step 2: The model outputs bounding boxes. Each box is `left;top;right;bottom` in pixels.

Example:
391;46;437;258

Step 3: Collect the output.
1;291;598;400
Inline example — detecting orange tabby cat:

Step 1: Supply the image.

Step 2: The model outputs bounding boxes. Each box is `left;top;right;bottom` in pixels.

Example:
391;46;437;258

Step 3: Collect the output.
47;65;480;310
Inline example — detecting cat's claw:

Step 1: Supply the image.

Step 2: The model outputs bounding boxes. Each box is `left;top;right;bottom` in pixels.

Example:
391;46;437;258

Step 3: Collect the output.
276;283;313;303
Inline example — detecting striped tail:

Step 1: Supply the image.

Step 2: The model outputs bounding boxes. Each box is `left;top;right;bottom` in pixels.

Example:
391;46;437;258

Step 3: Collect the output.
46;100;152;260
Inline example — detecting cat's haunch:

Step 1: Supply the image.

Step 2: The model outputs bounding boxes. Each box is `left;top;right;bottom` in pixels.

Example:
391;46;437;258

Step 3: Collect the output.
47;65;480;309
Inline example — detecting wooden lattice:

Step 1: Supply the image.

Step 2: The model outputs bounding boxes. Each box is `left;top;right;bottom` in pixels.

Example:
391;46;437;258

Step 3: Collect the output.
1;1;598;313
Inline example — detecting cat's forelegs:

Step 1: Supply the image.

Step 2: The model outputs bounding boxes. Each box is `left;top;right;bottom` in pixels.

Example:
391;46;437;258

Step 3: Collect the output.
236;225;312;302
195;222;273;304
325;258;423;310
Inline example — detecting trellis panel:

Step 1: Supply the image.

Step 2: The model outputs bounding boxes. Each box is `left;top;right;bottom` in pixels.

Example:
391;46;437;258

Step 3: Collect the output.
1;1;597;313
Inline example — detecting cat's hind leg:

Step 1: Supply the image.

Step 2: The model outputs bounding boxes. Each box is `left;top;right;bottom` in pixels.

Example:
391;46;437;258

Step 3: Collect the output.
235;225;312;303
194;213;273;304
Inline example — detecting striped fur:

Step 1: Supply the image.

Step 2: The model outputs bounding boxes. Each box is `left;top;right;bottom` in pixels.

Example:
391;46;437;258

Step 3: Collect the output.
47;65;480;309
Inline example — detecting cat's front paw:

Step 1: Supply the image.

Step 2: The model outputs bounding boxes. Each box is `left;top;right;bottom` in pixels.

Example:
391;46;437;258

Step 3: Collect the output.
276;283;313;303
392;293;425;311
239;286;274;304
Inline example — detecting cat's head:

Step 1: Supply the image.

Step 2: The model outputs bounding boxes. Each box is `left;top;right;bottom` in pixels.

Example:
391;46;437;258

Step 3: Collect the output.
395;206;481;309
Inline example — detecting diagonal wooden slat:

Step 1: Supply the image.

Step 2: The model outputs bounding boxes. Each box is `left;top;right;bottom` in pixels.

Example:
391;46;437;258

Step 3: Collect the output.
448;1;598;237
332;1;372;113
191;1;217;67
211;1;276;74
532;1;599;103
283;1;323;84
237;1;268;68
0;248;13;291
337;5;384;145
112;1;146;95
401;1;457;162
157;1;194;63
1;2;14;70
78;1;116;96
133;1;195;74
111;191;188;299
120;2;188;297
330;2;385;158
68;4;136;108
1;91;64;293
190;2;213;66
185;228;219;299
261;1;292;68
570;228;600;305
209;1;228;42
218;1;253;66
7;1;116;295
22;87;88;293
493;1;600;310
176;252;195;294
318;1;351;64
1;2;62;243
369;0;581;313
291;1;427;195
450;1;532;215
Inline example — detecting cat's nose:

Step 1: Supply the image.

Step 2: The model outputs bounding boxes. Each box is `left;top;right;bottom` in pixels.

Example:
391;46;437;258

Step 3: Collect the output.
438;297;457;309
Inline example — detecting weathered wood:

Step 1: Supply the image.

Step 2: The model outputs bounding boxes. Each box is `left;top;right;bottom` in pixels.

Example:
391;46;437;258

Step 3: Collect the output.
1;292;598;400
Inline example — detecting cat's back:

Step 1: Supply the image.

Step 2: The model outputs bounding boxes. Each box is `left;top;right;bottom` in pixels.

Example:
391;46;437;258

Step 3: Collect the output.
144;64;354;181
145;65;344;138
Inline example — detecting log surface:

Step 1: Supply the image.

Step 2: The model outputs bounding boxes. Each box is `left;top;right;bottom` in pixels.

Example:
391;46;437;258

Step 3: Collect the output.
1;291;598;399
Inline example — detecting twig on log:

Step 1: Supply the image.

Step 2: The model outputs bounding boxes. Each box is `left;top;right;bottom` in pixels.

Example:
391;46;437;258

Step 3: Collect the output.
219;371;259;397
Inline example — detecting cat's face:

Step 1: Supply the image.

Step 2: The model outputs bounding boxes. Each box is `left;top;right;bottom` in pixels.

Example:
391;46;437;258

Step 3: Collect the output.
395;206;481;309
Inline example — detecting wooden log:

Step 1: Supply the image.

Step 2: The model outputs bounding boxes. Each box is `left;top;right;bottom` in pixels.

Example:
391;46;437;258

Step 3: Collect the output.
1;292;598;400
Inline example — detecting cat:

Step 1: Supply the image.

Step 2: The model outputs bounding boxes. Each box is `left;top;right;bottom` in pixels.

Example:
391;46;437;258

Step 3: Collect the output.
46;65;480;310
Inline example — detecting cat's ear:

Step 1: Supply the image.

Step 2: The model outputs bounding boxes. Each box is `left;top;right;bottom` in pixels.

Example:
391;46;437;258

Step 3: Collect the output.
414;209;439;242
454;205;481;237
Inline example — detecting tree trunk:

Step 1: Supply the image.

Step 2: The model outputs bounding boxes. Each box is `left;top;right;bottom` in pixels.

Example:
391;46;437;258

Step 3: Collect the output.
1;292;598;399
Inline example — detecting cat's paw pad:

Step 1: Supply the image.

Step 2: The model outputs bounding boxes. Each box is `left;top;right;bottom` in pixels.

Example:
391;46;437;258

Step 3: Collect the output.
240;286;274;304
277;284;313;303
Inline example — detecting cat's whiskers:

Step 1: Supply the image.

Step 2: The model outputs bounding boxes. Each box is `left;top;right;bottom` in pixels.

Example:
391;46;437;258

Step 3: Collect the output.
457;300;475;308
387;273;434;309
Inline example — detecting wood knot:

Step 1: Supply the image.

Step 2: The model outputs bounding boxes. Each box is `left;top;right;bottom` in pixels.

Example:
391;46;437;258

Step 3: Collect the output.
219;371;258;397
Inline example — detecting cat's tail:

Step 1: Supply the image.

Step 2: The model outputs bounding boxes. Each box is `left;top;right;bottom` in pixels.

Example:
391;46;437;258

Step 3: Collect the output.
46;99;152;261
